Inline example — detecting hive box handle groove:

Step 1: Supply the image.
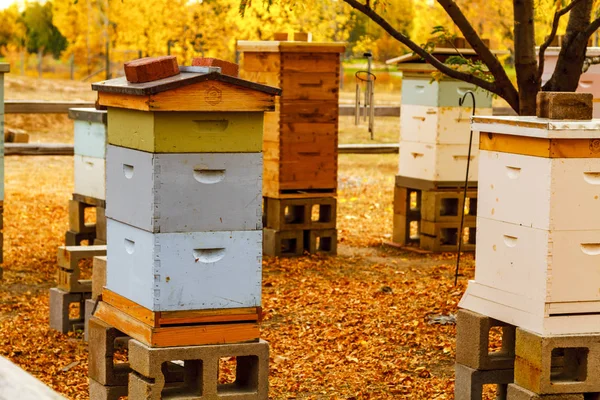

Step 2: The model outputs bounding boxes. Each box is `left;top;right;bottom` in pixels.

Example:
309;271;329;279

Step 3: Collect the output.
123;164;134;179
503;235;518;248
581;243;600;256
506;166;521;179
193;169;226;184
124;239;135;254
193;248;225;263
583;172;600;185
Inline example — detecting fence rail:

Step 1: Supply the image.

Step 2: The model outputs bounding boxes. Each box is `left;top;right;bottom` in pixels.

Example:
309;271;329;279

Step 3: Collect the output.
2;100;517;155
5;100;95;114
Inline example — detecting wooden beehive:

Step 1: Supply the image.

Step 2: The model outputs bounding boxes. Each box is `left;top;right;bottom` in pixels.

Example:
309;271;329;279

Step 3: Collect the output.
387;49;498;186
237;40;346;198
459;116;600;335
93;71;280;314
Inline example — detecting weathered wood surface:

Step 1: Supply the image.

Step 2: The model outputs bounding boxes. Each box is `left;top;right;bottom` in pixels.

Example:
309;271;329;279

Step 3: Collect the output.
0;356;66;399
338;143;399;154
5;100;516;117
5;143;74;155
5;100;95;114
5;143;400;156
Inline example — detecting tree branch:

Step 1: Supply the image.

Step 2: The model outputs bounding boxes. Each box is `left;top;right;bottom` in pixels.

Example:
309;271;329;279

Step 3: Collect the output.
435;0;516;97
538;0;587;84
341;0;508;102
584;14;600;39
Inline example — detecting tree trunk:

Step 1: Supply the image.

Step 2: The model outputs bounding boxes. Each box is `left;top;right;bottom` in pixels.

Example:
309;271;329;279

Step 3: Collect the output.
37;49;43;79
513;0;538;115
543;0;592;92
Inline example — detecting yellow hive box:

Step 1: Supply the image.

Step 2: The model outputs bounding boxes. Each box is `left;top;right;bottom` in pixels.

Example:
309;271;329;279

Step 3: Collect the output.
93;71;280;153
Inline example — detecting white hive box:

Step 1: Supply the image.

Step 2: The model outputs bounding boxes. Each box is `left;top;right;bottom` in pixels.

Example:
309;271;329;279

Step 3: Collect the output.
106;145;263;233
398;141;478;182
69;108;107;159
541;47;600;117
106;218;262;312
400;105;493;145
74;155;105;200
460;116;600;335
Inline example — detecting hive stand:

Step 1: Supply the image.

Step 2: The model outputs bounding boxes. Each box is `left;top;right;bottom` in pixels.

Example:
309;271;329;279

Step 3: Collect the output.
392;176;478;252
50;245;106;334
127;338;269;400
238;39;345;257
0;64;8;278
386;43;499;252
454;309;516;399
90;59;280;398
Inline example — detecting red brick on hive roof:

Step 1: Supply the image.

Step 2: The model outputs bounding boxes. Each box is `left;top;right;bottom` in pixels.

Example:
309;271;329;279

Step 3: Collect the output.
192;57;239;77
124;56;180;83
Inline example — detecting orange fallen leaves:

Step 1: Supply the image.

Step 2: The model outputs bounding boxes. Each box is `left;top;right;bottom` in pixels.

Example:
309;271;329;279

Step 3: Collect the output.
0;154;488;399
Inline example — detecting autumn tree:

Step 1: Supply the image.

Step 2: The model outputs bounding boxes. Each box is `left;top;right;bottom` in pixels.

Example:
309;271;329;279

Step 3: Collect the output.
21;1;67;77
244;0;600;115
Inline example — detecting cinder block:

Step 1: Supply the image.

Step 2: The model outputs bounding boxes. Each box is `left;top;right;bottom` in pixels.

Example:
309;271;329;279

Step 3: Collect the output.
65;230;96;246
92;256;107;300
536;92;593;120
456;308;516;371
88;378;128;400
128;338;269;400
420;220;476;252
264;197;336;230
84;298;96;342
96;206;106;242
506;384;584;400
57;245;106;293
263;228;303;257
305;229;337;255
49;287;91;333
421;189;477;222
124;56;179;83
69;199;96;233
454;363;513;400
515;328;600;394
88;316;131;386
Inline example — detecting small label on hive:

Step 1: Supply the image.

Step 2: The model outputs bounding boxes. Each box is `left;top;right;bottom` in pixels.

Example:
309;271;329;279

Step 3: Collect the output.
204;85;223;105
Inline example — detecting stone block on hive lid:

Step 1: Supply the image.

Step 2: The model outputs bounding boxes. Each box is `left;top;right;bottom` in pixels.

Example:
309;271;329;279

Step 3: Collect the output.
459;115;600;335
192;57;239;77
124;56;180;83
536;92;593;120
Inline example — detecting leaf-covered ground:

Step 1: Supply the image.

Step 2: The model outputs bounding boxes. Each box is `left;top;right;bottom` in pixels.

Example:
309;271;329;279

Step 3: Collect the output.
0;153;484;399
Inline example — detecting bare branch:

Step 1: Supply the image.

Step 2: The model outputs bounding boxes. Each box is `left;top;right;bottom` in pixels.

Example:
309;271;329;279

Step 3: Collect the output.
435;0;516;96
538;0;587;84
341;0;501;96
585;14;600;39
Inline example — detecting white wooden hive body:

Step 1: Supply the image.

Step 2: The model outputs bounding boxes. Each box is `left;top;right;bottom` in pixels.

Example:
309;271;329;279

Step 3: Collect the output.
106;145;263;233
460;116;600;335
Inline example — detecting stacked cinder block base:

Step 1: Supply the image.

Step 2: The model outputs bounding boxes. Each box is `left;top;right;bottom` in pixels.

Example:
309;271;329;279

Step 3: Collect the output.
503;328;600;399
66;195;107;246
263;197;337;256
392;177;477;252
455;309;516;399
49;245;106;333
128;338;269;399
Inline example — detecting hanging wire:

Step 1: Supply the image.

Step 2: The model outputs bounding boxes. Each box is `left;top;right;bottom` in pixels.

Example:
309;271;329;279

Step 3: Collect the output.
454;91;476;286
